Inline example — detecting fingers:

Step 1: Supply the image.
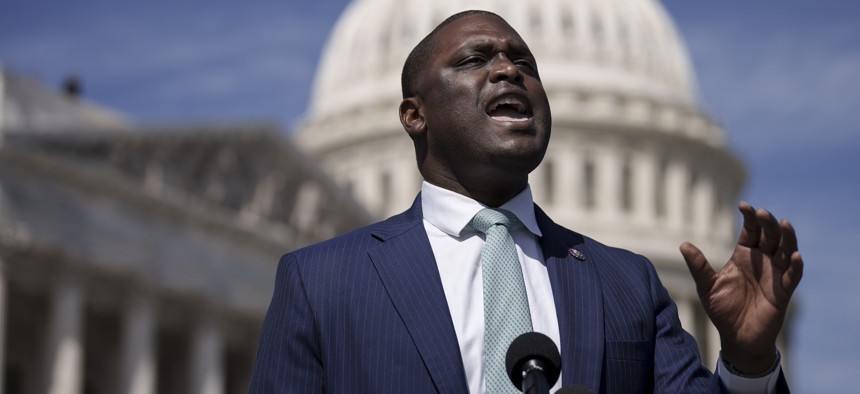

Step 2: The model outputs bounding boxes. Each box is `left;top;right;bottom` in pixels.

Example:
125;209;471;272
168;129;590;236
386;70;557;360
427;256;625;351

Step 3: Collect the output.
737;201;761;248
738;201;784;257
740;204;804;294
784;251;804;294
779;219;799;255
757;208;781;256
779;219;804;292
680;242;716;299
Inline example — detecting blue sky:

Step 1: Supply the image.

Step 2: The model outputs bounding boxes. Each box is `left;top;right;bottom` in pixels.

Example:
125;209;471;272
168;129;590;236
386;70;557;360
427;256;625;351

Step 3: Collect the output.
663;5;860;391
2;1;858;392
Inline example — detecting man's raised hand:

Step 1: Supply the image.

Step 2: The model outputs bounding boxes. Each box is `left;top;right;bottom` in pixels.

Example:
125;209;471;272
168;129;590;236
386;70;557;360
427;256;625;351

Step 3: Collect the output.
680;201;804;374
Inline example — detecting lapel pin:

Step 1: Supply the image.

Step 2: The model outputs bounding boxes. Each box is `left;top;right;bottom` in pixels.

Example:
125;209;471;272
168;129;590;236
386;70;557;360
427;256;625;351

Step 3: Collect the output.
568;248;586;261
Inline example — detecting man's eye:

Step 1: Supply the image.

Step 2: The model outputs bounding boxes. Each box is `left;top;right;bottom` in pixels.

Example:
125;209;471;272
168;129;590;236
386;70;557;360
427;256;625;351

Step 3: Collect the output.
515;60;535;71
459;57;486;66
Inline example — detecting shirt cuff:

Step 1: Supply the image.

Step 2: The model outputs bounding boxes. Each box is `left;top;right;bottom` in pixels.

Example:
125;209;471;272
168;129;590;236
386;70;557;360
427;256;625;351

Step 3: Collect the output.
716;351;781;394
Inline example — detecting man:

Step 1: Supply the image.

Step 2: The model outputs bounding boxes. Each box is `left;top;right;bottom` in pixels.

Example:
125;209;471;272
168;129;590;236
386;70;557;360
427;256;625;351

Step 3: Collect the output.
249;10;803;393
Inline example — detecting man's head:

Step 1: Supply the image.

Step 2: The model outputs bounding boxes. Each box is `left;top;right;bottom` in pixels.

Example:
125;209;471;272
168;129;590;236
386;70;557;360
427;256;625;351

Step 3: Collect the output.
401;10;497;99
399;11;552;206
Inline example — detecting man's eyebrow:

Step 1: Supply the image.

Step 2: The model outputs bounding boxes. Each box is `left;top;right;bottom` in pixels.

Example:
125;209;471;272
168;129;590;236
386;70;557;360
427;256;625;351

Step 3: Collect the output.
458;41;495;52
455;38;532;57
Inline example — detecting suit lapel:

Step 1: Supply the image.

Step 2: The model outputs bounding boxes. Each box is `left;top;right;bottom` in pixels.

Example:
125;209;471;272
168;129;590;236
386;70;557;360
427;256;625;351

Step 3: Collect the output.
368;197;469;393
536;206;605;393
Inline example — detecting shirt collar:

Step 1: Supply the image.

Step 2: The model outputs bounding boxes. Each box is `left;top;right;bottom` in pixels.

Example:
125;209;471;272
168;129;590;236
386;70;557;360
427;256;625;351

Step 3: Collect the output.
421;181;543;238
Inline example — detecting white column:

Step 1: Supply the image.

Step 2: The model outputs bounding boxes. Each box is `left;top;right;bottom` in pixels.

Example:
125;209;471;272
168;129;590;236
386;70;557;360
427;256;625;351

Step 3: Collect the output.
675;296;695;335
632;150;656;226
560;146;584;219
119;293;156;394
665;160;687;232
714;186;734;246
692;177;714;239
190;315;224;394
291;181;323;235
355;164;380;218
44;276;84;394
392;155;419;216
530;158;547;206
596;147;621;221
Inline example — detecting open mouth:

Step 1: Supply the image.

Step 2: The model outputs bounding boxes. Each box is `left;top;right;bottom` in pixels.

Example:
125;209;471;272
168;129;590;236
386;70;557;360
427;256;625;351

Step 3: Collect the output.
486;95;533;122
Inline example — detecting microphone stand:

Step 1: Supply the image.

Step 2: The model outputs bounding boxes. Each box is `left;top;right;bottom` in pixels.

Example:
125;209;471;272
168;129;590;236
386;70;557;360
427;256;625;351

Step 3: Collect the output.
520;359;552;394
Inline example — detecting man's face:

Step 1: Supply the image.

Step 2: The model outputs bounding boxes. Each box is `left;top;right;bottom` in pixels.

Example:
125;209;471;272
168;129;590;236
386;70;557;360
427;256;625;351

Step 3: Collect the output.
414;14;552;180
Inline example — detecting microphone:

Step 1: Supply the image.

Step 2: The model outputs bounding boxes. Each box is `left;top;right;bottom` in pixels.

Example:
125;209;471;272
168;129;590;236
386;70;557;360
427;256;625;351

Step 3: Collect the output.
505;332;562;394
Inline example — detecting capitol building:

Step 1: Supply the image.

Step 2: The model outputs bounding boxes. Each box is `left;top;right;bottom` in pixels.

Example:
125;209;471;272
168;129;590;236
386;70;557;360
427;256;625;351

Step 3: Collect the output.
0;0;760;393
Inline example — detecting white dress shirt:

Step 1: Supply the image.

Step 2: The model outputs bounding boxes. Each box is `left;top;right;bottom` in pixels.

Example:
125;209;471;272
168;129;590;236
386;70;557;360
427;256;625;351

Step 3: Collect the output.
421;181;561;393
419;181;779;393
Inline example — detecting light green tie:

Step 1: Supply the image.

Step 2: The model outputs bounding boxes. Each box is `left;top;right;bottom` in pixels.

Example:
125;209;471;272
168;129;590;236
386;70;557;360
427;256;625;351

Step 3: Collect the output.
471;208;533;393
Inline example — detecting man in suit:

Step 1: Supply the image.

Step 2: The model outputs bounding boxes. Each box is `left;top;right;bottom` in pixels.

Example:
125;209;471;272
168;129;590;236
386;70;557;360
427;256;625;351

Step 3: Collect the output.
249;10;802;393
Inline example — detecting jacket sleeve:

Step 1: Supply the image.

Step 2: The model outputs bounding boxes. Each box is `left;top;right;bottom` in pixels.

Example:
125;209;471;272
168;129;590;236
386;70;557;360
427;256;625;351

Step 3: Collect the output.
646;259;718;392
248;254;325;393
646;260;790;393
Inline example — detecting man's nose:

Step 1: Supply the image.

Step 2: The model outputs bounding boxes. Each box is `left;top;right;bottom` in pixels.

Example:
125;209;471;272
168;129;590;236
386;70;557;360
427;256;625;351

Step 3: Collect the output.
489;55;523;84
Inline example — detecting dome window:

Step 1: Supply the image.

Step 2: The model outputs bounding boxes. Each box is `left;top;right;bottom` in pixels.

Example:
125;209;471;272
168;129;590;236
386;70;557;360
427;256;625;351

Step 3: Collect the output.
380;171;392;212
561;9;575;35
621;156;633;213
655;159;668;218
685;170;699;223
543;160;555;205
591;13;604;43
583;157;596;209
618;24;630;61
530;11;542;33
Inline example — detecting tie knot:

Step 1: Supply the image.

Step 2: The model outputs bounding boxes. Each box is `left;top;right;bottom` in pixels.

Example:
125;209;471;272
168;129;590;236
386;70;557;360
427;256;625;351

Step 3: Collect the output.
470;208;521;235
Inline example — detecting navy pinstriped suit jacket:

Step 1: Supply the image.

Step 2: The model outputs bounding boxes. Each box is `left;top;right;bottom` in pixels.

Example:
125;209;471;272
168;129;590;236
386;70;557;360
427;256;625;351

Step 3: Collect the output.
249;196;788;393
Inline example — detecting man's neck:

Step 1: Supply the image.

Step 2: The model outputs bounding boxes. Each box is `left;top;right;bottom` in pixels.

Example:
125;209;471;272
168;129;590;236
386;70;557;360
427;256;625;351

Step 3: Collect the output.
422;173;528;208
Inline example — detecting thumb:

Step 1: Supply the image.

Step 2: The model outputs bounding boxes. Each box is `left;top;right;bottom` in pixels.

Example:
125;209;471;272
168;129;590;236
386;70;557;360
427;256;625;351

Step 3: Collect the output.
680;242;716;299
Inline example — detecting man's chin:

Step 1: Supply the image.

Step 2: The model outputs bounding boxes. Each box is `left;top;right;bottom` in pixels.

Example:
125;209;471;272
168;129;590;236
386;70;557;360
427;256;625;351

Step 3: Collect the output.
489;150;546;174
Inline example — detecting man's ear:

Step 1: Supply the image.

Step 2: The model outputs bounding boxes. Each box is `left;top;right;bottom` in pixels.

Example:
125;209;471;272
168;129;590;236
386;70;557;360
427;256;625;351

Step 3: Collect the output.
399;97;426;139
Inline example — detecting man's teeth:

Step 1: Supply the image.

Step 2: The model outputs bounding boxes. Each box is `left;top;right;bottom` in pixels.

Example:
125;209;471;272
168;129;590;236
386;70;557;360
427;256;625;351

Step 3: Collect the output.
492;100;525;114
490;106;529;120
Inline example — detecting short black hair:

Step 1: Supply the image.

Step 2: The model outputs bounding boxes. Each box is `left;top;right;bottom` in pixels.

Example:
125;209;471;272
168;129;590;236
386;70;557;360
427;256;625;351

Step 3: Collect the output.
400;10;501;98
